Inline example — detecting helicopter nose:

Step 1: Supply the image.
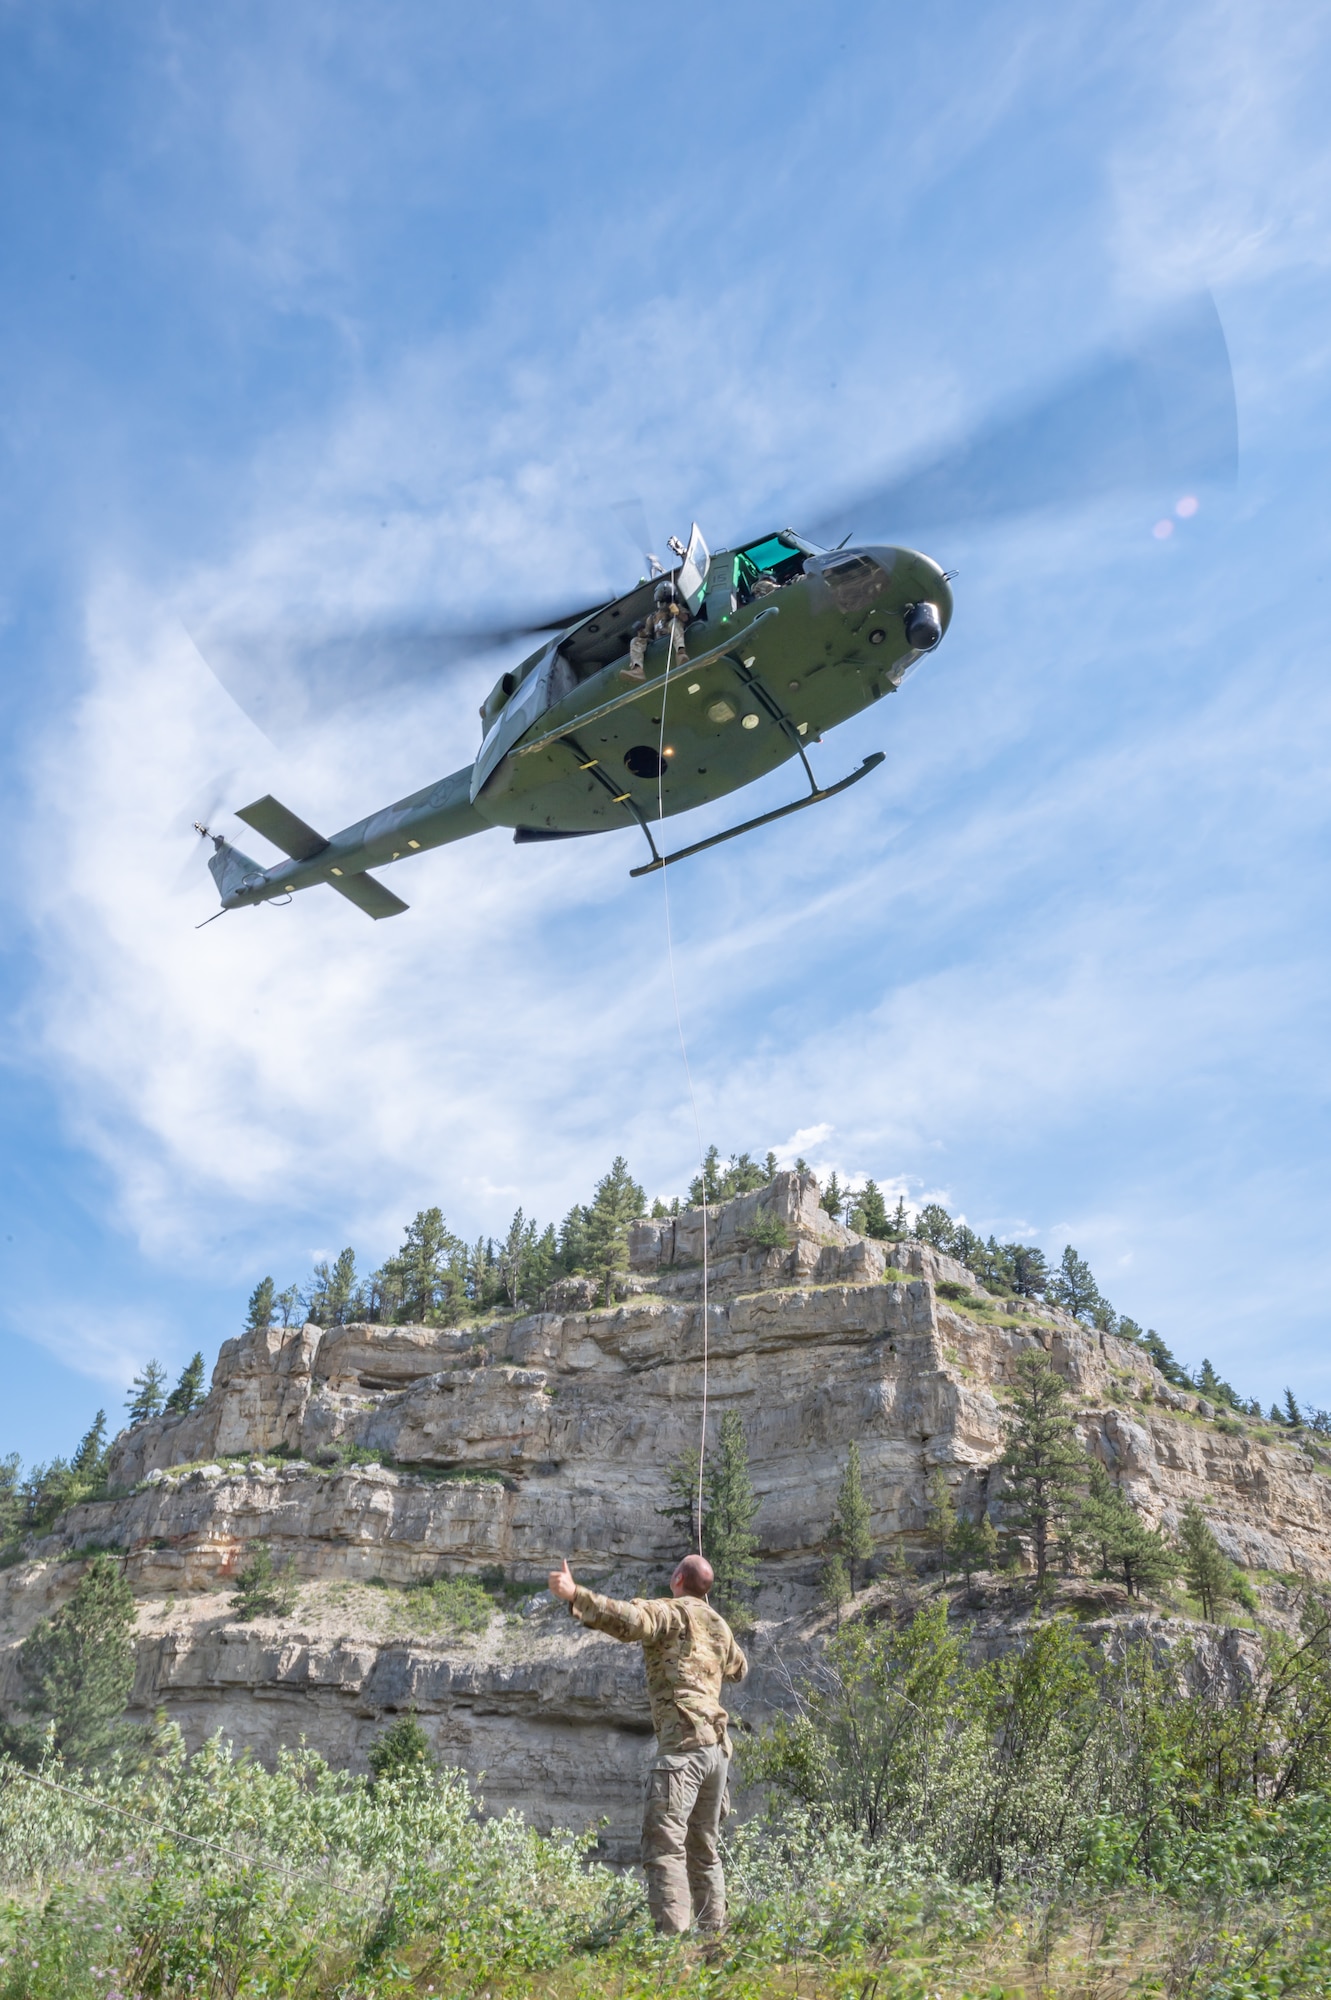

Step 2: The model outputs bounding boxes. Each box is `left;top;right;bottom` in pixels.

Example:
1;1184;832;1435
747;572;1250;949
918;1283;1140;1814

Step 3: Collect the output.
904;601;943;650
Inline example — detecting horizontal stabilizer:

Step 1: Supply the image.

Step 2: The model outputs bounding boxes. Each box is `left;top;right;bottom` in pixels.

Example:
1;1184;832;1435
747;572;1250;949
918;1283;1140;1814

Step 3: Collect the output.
236;794;329;862
329;870;409;920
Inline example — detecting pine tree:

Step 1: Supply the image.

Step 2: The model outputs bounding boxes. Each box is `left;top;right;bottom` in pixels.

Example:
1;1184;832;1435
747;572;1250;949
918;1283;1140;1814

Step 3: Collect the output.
820;1170;845;1219
1285;1388;1303;1429
376;1209;465;1323
0;1453;21;1547
999;1352;1087;1587
1009;1245;1049;1297
1179;1502;1237;1621
584;1157;645;1306
950;1225;982;1273
275;1284;302;1328
229;1541;299;1621
1140;1327;1190;1387
521;1223;558;1306
852;1180;890;1239
926;1468;958;1571
688;1145;723;1207
557;1203;589;1274
721;1152;769;1198
71;1413;108;1484
305;1249;361;1326
820;1551;851;1622
913;1203;954;1250
1077;1465;1175;1598
6;1554;136;1766
834;1442;874;1592
948;1510;999;1587
1051;1246;1102;1321
245;1277;275;1332
368;1711;434;1781
164;1353;206;1416
659;1447;703;1553
764;1151;778;1182
125;1361;168;1426
703;1412;760;1623
888;1196;910;1240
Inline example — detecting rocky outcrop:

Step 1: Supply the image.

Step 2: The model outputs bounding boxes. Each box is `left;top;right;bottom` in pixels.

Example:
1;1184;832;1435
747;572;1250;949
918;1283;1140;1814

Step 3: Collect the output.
4;1173;1330;1854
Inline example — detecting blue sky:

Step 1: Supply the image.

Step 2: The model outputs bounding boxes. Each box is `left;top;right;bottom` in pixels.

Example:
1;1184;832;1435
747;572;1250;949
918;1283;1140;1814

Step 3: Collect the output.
2;2;1330;1463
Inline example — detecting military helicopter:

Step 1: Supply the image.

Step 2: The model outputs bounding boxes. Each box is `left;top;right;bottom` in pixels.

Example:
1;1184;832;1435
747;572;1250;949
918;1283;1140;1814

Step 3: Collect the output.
194;294;1237;923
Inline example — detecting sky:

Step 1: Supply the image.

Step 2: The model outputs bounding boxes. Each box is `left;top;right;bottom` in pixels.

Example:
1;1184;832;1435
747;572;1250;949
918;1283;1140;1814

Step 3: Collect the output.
2;1;1330;1463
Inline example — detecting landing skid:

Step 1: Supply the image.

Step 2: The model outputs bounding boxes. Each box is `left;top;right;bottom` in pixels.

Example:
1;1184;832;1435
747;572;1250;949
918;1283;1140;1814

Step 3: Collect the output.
628;752;885;877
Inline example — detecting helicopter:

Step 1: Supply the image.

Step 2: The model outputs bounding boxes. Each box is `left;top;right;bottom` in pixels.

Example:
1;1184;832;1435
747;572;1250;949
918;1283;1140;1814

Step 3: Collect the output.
194;293;1236;923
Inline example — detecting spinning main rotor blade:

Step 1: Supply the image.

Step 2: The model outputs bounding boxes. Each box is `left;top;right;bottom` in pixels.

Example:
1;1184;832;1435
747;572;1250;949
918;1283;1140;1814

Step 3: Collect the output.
190;598;610;743
806;291;1237;545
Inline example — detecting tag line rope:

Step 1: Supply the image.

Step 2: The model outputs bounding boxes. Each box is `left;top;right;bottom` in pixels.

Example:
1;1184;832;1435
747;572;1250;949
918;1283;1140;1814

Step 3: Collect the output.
655;627;710;1556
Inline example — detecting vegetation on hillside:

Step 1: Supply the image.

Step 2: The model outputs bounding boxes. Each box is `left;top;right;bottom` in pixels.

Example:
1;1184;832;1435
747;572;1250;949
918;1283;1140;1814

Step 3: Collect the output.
5;1617;1331;1994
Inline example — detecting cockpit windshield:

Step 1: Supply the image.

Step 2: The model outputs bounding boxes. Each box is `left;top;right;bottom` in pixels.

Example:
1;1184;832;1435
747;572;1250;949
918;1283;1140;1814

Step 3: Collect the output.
733;531;813;599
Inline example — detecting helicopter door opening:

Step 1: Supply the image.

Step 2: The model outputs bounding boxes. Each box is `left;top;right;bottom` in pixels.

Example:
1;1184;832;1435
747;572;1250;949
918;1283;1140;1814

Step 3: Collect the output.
470;643;577;802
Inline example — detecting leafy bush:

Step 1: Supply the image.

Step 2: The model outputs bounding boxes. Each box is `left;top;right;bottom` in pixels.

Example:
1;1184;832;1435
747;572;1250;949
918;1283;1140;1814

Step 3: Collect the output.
745;1593;1331;1893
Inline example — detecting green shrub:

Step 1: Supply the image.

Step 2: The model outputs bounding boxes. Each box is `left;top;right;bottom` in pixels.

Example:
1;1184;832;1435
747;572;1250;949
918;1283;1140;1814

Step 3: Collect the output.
367;1711;434;1781
748;1212;791;1250
383;1573;494;1637
229;1541;299;1621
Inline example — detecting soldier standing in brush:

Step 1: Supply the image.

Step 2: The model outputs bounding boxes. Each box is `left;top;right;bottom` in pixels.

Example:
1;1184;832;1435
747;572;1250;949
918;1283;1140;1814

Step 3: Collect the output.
547;1551;747;1935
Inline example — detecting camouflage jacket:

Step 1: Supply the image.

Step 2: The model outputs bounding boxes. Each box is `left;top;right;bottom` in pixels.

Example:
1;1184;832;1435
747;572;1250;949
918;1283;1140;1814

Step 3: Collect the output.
570;1586;748;1753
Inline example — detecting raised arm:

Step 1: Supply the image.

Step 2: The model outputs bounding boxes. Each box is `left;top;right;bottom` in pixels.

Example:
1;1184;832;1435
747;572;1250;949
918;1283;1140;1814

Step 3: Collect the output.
547;1557;667;1644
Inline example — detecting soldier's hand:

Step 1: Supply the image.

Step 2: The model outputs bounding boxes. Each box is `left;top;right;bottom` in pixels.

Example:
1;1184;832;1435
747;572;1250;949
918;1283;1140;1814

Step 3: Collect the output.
548;1558;576;1603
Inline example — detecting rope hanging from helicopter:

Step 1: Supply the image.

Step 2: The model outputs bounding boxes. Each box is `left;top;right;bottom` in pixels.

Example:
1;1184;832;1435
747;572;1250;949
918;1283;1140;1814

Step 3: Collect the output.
655;621;710;1556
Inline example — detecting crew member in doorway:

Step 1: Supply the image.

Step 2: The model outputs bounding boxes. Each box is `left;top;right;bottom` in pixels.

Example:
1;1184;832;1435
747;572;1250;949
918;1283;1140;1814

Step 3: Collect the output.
622;578;691;680
547;1551;747;1934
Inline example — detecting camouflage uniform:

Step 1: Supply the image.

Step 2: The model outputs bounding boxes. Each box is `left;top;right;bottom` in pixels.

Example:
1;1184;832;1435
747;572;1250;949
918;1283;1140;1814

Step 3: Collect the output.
570;1584;747;1933
622;590;690;680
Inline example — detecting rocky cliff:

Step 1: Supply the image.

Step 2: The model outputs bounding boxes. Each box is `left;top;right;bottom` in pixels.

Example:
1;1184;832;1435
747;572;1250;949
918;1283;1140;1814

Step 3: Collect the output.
4;1173;1330;1852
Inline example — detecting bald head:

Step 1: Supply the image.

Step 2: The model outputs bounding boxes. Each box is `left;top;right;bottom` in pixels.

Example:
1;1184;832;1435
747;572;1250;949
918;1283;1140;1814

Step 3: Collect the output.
670;1553;714;1598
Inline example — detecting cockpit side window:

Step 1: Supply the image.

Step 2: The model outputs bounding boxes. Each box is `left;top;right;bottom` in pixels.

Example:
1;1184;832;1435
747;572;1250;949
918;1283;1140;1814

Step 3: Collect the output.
735;533;810;596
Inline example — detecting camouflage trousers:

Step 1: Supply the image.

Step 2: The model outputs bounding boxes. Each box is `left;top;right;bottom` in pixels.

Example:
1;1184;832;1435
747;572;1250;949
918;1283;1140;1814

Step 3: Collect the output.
640;1742;730;1934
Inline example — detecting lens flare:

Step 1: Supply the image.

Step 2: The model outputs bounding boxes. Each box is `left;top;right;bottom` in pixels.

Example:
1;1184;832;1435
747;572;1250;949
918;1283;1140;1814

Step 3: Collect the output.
1152;519;1174;540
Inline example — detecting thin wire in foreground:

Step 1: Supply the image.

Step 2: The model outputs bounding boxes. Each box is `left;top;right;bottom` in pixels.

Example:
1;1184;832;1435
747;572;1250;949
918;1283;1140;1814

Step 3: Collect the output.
655;625;710;1556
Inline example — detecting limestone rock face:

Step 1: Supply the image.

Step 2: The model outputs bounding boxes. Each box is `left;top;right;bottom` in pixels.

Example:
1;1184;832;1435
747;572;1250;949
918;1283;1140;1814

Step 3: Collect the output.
6;1172;1331;1854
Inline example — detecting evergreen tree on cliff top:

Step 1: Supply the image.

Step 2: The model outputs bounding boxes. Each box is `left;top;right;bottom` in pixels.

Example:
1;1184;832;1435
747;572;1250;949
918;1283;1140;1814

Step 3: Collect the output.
850;1180;891;1240
1051;1246;1102;1321
125;1361;167;1426
999;1353;1086;1587
374;1208;465;1323
584;1156;645;1306
245;1276;275;1331
164;1352;206;1415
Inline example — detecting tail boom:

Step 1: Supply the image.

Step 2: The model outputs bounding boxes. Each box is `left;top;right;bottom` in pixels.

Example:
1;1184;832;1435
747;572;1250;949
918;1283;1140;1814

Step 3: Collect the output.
205;764;486;920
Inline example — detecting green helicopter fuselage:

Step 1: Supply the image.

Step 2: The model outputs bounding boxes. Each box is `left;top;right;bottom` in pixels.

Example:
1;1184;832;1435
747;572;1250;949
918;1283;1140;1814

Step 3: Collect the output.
206;532;952;919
